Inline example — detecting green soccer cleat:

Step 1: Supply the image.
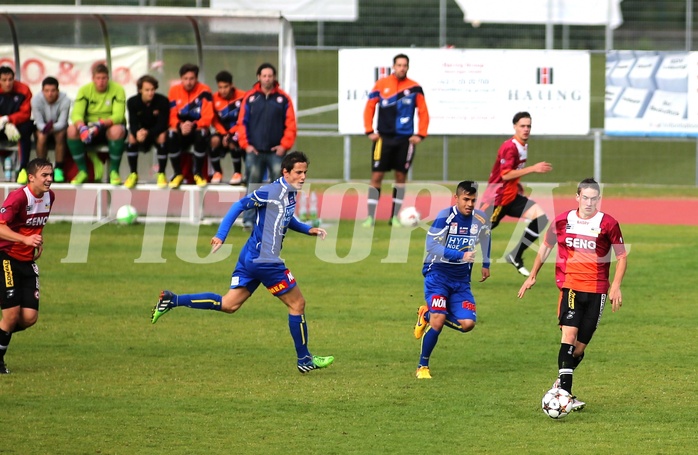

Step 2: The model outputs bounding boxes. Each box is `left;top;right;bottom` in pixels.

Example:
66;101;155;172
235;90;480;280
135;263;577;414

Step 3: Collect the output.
53;168;65;183
110;170;122;186
361;216;374;228
151;290;175;324
297;355;334;373
16;168;27;184
389;216;402;227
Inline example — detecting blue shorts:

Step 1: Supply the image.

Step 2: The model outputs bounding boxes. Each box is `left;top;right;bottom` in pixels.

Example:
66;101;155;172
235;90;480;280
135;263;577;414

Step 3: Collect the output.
230;255;297;296
424;273;476;321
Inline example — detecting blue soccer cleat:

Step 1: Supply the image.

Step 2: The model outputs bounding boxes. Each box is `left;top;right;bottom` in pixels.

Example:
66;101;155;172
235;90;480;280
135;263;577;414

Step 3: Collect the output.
151;290;175;324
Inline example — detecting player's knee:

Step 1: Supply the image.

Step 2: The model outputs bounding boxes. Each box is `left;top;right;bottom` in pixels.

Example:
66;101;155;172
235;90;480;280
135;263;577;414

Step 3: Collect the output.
458;319;476;332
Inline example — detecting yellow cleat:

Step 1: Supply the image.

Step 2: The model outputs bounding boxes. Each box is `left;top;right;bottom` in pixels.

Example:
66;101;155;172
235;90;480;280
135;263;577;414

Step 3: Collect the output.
416;366;432;379
16;168;27;184
124;172;138;189
194;174;207;188
414;305;429;339
156;172;167;189
168;174;184;189
71;170;88;185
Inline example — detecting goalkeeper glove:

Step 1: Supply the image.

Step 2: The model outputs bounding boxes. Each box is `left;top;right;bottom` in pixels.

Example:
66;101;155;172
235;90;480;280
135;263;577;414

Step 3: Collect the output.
0;116;8;130
79;125;93;144
4;123;20;142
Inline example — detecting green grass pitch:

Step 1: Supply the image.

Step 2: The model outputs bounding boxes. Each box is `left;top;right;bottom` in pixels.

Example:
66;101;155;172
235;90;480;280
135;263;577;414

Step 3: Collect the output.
1;220;695;454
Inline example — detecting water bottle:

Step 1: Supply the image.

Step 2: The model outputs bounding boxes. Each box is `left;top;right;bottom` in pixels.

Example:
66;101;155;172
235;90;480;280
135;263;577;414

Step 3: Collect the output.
4;156;12;181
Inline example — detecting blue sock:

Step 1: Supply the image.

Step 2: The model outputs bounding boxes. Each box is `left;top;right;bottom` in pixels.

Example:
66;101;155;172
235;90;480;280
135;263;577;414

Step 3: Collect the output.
289;314;311;360
418;326;441;367
172;292;222;310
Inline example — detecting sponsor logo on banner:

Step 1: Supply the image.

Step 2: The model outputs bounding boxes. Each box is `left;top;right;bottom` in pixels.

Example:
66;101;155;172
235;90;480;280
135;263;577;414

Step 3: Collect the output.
374;66;391;81
537;67;554;84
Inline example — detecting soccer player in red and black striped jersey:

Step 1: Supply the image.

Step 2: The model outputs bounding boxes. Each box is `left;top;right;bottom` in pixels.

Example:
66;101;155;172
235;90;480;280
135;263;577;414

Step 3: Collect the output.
362;53;429;227
0;158;55;374
480;112;552;277
518;178;627;411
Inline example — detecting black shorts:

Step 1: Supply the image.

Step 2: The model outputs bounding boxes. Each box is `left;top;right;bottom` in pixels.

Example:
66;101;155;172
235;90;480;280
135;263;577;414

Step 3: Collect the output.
0;252;40;311
483;194;535;229
557;288;606;345
371;135;415;173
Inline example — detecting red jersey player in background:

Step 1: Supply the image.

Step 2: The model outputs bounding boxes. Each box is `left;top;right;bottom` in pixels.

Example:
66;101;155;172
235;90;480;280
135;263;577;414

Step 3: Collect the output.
210;70;247;185
480;112;552;276
518;178;627;412
0;158;55;374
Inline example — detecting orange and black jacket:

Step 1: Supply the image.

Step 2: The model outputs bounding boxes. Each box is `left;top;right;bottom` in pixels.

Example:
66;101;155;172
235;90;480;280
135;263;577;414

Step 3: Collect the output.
363;74;429;138
0;80;32;124
212;88;247;136
237;81;296;152
168;82;214;130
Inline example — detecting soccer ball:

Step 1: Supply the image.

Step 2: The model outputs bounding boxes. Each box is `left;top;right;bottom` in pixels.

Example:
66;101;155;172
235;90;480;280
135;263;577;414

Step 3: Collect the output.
398;206;421;227
116;204;138;225
541;387;573;419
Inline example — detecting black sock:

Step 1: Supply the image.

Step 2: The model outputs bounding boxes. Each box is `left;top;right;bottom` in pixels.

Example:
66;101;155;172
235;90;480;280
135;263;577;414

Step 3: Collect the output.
0;329;12;363
573;352;585;369
210;147;223;173
558;342;575;393
156;143;168;174
391;185;405;218
232;153;242;174
55;161;64;170
513;214;548;259
126;143;139;174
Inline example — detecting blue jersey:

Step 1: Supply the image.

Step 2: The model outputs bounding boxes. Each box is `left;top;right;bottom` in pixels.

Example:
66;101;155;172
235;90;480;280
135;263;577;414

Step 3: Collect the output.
422;206;491;281
216;176;311;263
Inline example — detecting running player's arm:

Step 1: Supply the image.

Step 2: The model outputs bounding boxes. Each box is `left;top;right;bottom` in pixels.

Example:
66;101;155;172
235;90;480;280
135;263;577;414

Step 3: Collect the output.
502;161;553;181
608;220;627;312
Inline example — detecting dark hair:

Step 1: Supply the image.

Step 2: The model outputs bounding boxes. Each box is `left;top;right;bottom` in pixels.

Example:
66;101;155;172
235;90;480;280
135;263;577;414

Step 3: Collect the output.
179;63;199;77
456;180;478;195
137;74;159;91
0;66;15;78
93;64;109;76
513;111;531;124
216;70;233;84
27;158;53;176
256;63;277;77
577;178;600;195
42;76;59;89
281;151;308;175
393;53;409;65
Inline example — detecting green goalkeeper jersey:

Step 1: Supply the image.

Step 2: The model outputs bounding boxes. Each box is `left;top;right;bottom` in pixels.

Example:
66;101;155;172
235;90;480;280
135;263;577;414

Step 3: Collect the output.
71;81;126;125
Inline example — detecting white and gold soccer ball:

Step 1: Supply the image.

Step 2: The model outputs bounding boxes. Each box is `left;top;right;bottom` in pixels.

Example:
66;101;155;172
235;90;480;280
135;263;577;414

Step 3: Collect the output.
116;204;138;225
541;387;573;419
398;206;421;227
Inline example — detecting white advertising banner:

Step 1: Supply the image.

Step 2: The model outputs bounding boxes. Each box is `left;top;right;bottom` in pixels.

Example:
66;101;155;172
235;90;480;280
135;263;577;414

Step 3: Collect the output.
211;0;358;21
0;46;148;102
605;50;698;137
455;0;623;28
339;48;590;136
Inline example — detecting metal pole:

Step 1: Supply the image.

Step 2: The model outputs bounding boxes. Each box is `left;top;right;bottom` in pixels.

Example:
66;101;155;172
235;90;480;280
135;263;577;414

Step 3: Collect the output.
317;21;324;48
442;136;449;181
546;0;554;50
605;0;614;51
687;0;693;51
594;130;602;182
439;0;447;47
343;135;351;181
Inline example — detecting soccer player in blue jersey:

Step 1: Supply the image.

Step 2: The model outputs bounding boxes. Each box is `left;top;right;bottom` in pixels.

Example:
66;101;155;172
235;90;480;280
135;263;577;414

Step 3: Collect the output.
413;180;491;379
151;151;334;373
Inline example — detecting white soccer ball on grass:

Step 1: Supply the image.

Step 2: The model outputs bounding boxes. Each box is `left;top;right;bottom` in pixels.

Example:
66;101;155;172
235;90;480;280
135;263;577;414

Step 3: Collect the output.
116;204;138;225
398;206;421;227
541;387;573;419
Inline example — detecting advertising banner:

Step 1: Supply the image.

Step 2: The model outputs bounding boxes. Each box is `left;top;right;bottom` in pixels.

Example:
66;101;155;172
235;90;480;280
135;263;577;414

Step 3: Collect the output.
0;46;149;102
339;48;590;136
605;50;698;137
